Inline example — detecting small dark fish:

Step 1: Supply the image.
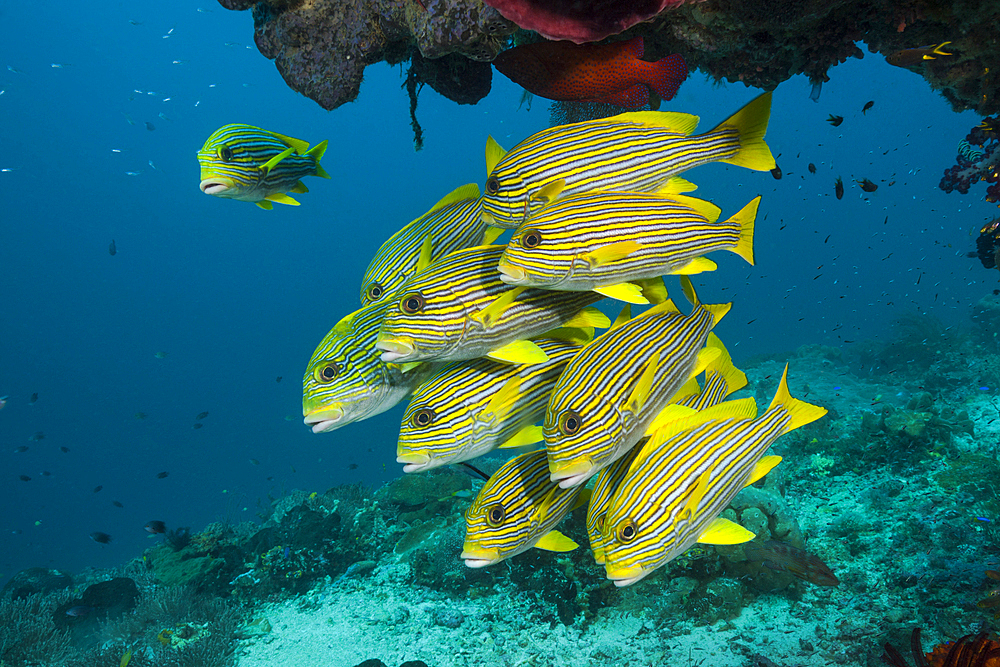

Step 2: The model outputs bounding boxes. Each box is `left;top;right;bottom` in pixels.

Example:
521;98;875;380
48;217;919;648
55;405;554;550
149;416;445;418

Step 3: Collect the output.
134;412;147;420
770;165;782;180
862;100;874;114
249;458;259;465
276;376;282;383
93;485;103;494
145;520;166;534
41;471;51;477
347;463;358;470
60;446;70;453
29;431;44;441
808;163;817;174
145;121;155;131
857;178;878;192
826;114;843;127
192;423;203;430
112;500;124;508
744;540;839;587
65;605;94;617
90;531;113;544
109;239;117;256
834;177;844;200
156;471;169;479
18;474;31;482
14;445;29;453
195;411;209;420
29;393;38;404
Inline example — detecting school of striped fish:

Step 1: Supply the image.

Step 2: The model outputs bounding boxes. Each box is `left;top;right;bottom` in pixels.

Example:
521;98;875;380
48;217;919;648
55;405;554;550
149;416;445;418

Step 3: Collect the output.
293;91;830;586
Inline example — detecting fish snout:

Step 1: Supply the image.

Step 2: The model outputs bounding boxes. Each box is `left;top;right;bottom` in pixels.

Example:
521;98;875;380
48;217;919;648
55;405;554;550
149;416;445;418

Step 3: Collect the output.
375;337;415;363
199;177;233;196
548;459;595;489
496;261;527;284
460;543;500;569
303;405;345;433
396;452;433;473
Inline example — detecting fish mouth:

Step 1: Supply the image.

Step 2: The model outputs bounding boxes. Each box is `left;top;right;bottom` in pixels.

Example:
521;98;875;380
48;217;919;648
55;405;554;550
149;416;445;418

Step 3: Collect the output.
496;262;527;284
605;565;650;588
375;337;415;363
548;460;595;489
303;406;345;433
396;452;433;473
460;544;500;569
199;178;233;195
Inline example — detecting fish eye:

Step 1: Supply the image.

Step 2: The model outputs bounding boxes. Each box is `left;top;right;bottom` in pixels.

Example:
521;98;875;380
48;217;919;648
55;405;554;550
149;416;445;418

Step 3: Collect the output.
401;293;426;315
486;504;505;527
617;519;638;543
559;410;582;435
218;145;234;161
521;229;542;249
486;176;500;195
367;283;384;302
410;408;436;428
314;363;339;383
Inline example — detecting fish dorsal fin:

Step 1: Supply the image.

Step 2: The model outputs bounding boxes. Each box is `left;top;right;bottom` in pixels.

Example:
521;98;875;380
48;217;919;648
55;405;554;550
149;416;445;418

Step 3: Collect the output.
642;298;682;322
260;145;296;173
482;226;505;245
710;92;775;172
475;287;526;327
662;194;722;222
611;304;632;331
745;455;782;487
697;517;755;545
625;351;659;415
635;277;668;305
563;306;611;330
305;138;328;159
648;397;756;444
416;235;434;274
767;364;828;434
531;179;565;206
690;346;722;379
706;333;747;393
669;257;718;276
482;375;521;424
612;111;700;136
644;403;698;438
593;282;648;304
271;132;310;154
657;176;698;195
487;339;549;364
333;307;362;334
264;192;300;206
583;240;645;268
431;183;481;214
538;326;593;345
534;529;579;553
498;424;543;449
673;375;702;402
485;136;507;176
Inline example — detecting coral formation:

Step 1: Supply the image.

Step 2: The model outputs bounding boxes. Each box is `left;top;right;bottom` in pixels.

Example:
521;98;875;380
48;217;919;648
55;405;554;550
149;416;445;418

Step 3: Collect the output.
940;117;1000;204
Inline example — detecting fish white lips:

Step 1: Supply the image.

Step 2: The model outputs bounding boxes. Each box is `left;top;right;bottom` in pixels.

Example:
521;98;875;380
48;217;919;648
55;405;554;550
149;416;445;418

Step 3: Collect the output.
397;454;432;473
551;470;592;489
496;263;526;284
611;575;644;588
303;408;344;434
376;338;414;363
199;179;230;195
460;550;499;569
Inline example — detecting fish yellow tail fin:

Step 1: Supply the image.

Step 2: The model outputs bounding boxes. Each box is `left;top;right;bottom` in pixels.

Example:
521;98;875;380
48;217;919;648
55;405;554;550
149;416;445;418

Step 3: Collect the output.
308;140;331;179
767;364;827;434
705;333;747;394
725;196;759;266
928;41;952;58
712;92;776;172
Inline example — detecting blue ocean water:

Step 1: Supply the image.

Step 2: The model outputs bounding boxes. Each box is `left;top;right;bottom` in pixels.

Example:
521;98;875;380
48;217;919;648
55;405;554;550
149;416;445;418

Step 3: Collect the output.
0;0;992;592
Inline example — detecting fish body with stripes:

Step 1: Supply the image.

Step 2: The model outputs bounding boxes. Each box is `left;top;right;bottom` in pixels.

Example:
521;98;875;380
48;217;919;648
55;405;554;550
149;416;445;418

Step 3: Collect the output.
361;184;503;306
545;279;729;489
601;366;826;587
375;245;610;366
303;300;436;433
586;332;745;563
197;124;330;209
398;334;588;473
480;92;774;228
497;192;759;303
462;449;588;568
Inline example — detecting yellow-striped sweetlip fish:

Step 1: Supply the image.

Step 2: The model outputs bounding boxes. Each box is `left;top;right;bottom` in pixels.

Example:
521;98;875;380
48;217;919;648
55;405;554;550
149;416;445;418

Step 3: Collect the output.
303;300;435;433
361;184;504;305
497;193;760;304
586;332;744;564
375;245;610;366
462;449;588;568
481;92;774;228
545;278;729;489
197;123;330;210
601;366;826;587
397;333;588;473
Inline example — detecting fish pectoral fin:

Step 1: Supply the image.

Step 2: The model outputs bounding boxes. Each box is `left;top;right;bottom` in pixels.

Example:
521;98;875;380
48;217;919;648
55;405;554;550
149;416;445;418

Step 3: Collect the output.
531;179;565;205
625;351;659;415
429;183;481;214
482;375;522;424
482;225;505;245
265;192;300;206
416;235;434;274
667;256;718;276
487;339;549;364
697;517;755;545
289;180;309;194
593;283;649;305
260;145;296;173
681;470;711;522
583;240;644;268
256;200;274;210
534;530;579;553
745;455;782;487
498;424;543;449
397;361;423;374
563;306;611;330
474;287;526;327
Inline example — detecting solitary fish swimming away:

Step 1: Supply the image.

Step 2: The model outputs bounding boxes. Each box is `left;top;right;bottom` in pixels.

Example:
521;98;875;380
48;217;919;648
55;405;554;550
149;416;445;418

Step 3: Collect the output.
197;124;330;209
108;239;117;256
492;37;688;110
887;42;952;68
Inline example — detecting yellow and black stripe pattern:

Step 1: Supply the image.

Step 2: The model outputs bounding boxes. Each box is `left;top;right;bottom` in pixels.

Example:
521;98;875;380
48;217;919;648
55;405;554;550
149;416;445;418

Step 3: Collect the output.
361;184;488;306
376;245;606;364
197;124;329;209
545;286;730;489
462;449;586;568
398;337;584;473
601;366;826;586
302;299;435;434
498;192;758;293
676;333;747;411
481;93;774;228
